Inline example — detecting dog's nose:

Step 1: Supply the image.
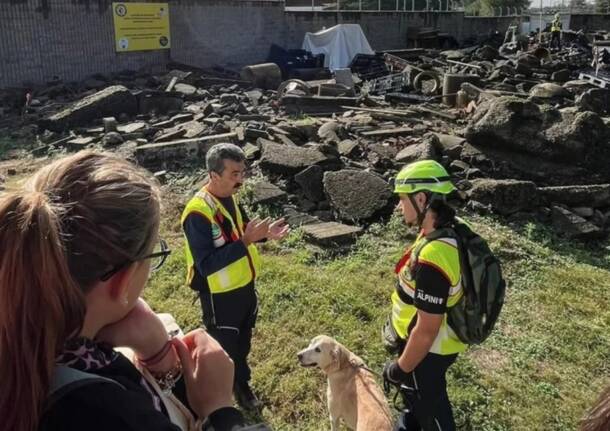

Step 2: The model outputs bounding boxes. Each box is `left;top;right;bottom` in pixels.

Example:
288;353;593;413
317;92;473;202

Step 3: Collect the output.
297;353;303;361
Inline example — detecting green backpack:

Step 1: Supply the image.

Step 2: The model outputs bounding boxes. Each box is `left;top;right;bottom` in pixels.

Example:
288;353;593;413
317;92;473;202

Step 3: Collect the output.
412;219;506;345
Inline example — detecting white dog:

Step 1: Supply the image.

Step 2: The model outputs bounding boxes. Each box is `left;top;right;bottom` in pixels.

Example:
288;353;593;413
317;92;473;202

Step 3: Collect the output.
298;335;393;431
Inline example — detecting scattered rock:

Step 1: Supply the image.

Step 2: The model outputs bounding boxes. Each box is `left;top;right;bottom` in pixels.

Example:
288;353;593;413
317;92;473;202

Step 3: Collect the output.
468;179;538;215
529;83;571;99
301;221;363;246
40;85;137;131
551;69;570;82
174;83;197;98
295;165;325;202
576;88;610;114
220;93;239;105
323;170;392;222
551;205;605;240
248;180;287;206
103;117;118;133
259;141;336;175
396;140;437;164
338;139;359;157
102;131;124;146
243;143;260;160
538;184;610;208
572;207;594;218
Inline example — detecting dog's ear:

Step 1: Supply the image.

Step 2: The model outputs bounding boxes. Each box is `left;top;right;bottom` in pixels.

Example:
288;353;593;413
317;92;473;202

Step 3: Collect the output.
330;345;340;364
331;345;347;368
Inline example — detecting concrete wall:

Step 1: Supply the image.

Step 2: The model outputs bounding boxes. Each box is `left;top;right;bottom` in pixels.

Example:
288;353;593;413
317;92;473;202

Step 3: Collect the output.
0;0;518;88
569;14;610;31
0;0;170;87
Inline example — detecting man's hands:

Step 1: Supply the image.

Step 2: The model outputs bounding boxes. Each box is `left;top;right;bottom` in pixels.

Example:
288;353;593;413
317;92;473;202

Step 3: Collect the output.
242;217;290;246
267;218;289;241
242;217;271;246
173;329;235;418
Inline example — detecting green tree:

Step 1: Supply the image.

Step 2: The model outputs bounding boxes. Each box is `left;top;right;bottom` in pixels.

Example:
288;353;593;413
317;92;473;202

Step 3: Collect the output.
465;0;528;15
595;0;610;13
570;0;587;8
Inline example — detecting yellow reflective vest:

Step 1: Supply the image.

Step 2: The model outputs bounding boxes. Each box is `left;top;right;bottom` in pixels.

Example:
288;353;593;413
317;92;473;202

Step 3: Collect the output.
551;19;561;33
181;187;261;294
391;232;467;355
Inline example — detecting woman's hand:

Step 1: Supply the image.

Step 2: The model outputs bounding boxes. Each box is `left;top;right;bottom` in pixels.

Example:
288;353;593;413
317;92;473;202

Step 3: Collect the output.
96;298;169;360
173;329;234;418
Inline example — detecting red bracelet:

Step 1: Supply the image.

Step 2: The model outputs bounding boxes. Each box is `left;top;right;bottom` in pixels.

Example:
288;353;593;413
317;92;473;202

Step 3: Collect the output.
138;340;172;367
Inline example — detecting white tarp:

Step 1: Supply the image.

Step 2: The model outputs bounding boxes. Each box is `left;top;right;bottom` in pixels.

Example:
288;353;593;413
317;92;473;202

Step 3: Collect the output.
302;24;374;71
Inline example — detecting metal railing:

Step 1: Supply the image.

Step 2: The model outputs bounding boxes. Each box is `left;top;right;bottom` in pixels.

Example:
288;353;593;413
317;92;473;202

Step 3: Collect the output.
285;0;525;14
284;0;465;12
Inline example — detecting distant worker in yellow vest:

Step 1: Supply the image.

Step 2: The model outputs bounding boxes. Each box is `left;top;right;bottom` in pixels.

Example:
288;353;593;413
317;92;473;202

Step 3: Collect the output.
382;160;465;431
551;13;562;50
182;143;289;411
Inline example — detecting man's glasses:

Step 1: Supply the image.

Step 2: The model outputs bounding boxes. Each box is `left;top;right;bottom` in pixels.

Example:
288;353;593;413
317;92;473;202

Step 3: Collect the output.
99;239;171;281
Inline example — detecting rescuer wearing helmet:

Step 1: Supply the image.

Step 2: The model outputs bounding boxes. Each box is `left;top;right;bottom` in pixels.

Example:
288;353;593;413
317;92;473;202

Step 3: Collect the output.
551;13;562;50
382;160;466;431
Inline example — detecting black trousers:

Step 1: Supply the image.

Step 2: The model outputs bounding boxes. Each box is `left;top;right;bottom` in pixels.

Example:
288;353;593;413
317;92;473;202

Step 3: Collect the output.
394;352;458;431
199;284;257;385
551;32;561;50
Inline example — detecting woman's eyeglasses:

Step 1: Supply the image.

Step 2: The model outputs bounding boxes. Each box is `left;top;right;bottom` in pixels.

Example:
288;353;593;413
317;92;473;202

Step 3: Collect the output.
99;239;171;281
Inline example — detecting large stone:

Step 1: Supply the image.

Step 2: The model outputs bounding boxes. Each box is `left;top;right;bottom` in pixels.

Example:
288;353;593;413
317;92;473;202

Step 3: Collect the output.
282;206;319;227
174;83;197;97
465;97;545;156
529;83;570;99
551;206;605;240
465;96;603;163
295;165;325;202
135;132;237;166
543;109;606;162
138;91;184;115
323;170;392;222
40;85;137;131
396;137;437;164
338;139;359;157
101;132;123;147
301;221;363;246
538;184;610;209
248;181;287;206
576;88;610;114
469;179;538;215
259;141;335;175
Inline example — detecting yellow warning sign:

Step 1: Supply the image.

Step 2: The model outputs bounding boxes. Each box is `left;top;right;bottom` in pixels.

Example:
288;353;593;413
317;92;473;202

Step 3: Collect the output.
112;3;170;52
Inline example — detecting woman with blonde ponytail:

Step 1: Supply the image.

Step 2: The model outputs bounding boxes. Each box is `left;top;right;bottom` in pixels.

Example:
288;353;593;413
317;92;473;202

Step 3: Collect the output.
0;151;246;431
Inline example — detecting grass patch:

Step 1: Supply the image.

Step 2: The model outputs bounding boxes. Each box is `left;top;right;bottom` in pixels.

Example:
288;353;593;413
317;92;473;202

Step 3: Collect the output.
145;211;610;431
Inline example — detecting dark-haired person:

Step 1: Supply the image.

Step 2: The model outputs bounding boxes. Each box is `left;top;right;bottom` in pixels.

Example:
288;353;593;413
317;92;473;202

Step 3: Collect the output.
0;151;246;431
382;160;466;431
182;143;289;411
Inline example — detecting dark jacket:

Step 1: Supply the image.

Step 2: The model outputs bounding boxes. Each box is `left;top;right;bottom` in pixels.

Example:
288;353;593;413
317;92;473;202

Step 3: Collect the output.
41;352;245;431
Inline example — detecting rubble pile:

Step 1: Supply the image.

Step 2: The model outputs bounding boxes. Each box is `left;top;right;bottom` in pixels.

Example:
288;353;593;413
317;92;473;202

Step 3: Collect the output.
2;31;610;245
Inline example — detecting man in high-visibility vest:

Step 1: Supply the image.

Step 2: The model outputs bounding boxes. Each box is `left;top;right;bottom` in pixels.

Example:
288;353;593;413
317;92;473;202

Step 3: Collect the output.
551;13;562;50
182;143;289;411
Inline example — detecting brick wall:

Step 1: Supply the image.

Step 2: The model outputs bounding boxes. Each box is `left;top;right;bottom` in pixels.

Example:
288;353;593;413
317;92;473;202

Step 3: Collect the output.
0;0;519;88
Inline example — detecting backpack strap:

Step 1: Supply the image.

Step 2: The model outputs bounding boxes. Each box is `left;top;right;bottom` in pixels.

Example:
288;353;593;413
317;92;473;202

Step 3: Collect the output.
409;227;456;276
45;365;125;412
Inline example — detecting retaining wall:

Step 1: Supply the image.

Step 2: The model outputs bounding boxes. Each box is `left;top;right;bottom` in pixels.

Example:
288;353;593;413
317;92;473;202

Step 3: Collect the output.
0;0;519;87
